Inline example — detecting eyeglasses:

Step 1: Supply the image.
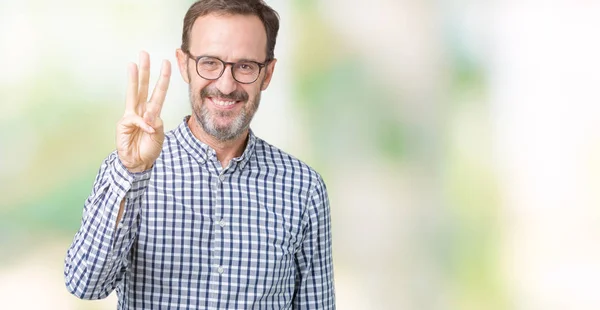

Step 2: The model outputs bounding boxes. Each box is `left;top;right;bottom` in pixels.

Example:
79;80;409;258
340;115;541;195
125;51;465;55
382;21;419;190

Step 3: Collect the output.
186;52;270;84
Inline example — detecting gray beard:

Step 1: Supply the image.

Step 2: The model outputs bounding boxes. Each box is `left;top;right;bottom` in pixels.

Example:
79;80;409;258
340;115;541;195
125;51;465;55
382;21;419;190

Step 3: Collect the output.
189;87;260;142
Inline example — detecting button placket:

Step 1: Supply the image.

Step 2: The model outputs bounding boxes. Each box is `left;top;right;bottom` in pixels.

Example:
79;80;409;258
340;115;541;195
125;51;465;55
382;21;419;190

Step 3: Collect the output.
211;173;224;276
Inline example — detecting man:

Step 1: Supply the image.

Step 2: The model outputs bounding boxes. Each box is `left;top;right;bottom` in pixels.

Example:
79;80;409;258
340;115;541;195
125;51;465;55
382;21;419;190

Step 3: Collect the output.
64;0;335;309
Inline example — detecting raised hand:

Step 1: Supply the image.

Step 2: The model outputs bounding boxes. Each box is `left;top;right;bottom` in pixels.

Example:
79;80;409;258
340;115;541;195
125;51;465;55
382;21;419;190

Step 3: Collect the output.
117;51;171;173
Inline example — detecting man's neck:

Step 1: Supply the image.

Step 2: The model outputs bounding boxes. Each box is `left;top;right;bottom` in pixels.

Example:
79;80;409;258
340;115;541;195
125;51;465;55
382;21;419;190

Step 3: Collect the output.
188;117;248;169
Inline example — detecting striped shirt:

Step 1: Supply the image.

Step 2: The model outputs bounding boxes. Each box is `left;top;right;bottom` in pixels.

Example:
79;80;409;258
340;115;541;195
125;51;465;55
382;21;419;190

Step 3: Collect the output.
64;117;335;309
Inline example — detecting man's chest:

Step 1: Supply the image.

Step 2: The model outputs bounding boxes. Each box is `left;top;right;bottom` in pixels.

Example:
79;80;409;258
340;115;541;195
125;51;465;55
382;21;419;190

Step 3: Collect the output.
131;165;305;287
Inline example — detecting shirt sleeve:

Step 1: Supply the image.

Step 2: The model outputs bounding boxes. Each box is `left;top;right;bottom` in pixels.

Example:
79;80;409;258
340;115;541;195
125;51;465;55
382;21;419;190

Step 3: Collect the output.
64;151;151;300
293;175;336;309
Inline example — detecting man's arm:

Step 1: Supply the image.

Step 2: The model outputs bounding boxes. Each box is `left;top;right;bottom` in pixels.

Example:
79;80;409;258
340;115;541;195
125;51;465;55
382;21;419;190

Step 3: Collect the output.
293;176;336;309
64;152;150;299
64;52;170;299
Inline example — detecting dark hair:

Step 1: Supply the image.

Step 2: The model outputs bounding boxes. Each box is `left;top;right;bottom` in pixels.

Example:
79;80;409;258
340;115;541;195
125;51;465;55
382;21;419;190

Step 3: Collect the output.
181;0;280;60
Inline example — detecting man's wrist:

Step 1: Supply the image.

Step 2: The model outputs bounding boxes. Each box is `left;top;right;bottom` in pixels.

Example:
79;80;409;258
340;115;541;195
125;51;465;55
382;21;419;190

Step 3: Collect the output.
126;164;152;173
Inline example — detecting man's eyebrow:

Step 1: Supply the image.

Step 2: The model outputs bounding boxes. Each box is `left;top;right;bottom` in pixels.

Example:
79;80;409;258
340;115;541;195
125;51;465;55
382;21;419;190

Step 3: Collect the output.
199;55;263;63
236;57;263;63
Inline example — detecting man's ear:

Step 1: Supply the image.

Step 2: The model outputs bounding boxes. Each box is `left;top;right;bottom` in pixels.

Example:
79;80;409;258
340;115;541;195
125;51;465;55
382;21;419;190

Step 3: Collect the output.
175;48;191;84
260;58;277;91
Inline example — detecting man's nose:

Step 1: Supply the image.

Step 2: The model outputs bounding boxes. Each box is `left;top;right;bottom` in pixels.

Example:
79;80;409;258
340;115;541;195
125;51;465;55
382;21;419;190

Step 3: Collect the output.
214;65;237;95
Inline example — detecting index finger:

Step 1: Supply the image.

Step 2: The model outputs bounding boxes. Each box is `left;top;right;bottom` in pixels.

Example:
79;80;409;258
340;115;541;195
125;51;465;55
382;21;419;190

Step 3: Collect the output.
147;60;172;116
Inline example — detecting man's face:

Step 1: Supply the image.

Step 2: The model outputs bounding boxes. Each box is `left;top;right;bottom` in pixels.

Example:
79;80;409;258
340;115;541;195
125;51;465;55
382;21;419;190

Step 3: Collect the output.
176;13;276;141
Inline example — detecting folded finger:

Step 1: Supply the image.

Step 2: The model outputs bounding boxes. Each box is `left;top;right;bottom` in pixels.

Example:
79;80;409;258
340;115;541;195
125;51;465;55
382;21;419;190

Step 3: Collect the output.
143;110;164;131
120;114;155;134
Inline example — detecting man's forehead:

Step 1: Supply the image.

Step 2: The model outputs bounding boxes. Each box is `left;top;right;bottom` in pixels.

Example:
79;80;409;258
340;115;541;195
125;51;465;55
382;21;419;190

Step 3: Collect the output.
189;13;267;58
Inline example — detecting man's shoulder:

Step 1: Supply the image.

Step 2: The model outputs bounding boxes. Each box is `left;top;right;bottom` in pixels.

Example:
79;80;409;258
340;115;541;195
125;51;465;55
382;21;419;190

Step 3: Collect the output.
252;137;323;183
156;126;196;162
164;127;178;143
160;127;182;154
162;124;192;152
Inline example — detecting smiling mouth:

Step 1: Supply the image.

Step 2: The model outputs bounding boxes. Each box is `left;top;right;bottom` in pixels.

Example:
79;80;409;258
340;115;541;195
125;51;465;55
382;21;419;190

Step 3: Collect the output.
209;97;240;108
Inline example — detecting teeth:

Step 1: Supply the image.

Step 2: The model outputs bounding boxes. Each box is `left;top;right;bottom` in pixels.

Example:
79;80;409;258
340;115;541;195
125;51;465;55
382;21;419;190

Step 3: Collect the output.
214;99;236;106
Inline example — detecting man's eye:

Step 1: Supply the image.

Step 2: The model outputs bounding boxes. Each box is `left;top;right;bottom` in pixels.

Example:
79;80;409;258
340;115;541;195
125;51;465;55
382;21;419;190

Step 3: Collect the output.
237;63;256;72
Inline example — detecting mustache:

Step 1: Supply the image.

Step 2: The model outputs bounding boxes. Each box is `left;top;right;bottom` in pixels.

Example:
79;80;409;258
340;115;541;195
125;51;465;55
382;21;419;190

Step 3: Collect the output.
200;87;249;102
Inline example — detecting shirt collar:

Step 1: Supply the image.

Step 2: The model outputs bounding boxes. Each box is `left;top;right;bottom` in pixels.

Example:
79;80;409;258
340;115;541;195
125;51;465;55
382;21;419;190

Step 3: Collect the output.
174;116;256;170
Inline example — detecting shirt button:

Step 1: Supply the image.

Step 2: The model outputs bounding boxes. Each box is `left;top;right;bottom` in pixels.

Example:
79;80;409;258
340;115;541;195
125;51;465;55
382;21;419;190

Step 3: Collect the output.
219;175;225;181
217;266;224;274
219;220;226;227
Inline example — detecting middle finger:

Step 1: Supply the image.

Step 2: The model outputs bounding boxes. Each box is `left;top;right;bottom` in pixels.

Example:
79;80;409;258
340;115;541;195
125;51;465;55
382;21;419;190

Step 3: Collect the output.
137;51;151;114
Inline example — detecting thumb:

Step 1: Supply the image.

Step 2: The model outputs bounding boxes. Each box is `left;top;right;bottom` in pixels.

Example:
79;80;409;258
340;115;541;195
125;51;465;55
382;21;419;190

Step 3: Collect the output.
143;110;164;133
143;110;155;125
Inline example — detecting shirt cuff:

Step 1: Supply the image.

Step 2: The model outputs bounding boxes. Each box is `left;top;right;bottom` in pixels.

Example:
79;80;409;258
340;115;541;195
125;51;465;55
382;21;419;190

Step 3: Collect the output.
109;155;152;200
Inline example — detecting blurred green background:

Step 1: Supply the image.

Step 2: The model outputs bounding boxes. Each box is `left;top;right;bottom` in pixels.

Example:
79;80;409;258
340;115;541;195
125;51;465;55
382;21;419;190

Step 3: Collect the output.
1;0;600;309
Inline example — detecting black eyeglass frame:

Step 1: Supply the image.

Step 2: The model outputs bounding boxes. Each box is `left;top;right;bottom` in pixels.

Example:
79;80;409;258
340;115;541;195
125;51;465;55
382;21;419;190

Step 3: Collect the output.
185;51;271;84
